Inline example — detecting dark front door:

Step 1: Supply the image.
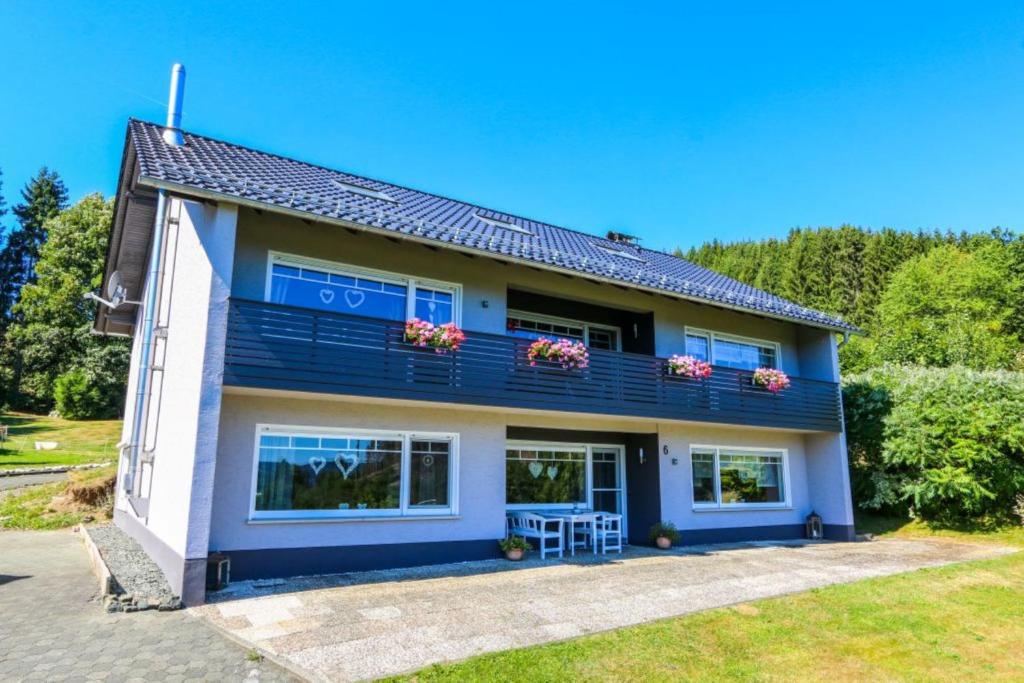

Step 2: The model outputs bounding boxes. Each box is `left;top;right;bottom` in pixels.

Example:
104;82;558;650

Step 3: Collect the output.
625;434;661;545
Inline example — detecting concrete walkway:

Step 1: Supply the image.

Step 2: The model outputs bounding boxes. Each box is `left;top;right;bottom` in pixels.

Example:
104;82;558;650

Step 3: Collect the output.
0;530;299;682
196;538;1014;682
0;471;66;493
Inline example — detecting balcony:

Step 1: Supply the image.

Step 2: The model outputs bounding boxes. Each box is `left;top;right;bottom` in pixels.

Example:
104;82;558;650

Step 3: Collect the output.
223;299;843;432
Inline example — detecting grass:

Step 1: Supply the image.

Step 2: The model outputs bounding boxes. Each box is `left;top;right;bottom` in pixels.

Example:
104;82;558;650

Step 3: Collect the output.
0;411;121;470
0;464;117;530
393;516;1024;682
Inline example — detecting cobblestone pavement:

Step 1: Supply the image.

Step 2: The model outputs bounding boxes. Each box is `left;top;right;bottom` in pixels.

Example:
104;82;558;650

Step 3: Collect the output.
198;538;1015;682
0;530;302;682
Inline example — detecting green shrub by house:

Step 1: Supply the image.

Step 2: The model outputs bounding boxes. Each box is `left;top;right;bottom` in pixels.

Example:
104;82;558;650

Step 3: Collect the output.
843;365;1024;524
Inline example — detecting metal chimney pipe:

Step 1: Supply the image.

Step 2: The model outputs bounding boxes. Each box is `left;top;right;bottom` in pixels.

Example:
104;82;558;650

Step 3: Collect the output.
162;63;186;146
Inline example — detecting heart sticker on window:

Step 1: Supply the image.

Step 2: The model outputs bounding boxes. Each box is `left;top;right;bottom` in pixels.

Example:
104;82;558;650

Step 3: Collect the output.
546;466;559;480
344;289;365;308
528;461;543;478
335;452;360;480
309;456;326;475
319;288;335;304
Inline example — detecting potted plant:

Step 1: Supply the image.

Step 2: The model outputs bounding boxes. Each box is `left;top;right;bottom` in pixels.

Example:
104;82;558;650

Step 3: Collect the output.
752;367;791;394
666;354;712;379
649;521;681;549
499;535;532;561
404;318;466;353
527;337;590;370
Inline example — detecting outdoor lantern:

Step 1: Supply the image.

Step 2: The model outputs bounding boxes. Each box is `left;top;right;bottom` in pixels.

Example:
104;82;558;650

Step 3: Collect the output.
806;511;824;540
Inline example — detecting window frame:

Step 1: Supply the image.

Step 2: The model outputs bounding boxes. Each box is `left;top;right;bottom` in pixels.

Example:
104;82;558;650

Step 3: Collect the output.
689;445;791;511
506;309;622;351
249;424;460;521
265;251;463;326
504;440;627;520
684;327;782;371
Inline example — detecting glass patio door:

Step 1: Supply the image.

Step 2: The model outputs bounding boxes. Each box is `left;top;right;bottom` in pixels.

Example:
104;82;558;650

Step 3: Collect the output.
590;447;624;516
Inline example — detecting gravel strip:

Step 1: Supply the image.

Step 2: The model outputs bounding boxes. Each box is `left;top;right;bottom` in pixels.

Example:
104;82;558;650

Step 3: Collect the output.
86;523;181;611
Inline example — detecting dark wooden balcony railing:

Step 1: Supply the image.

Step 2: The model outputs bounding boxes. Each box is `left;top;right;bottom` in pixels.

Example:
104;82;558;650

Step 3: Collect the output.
224;299;843;432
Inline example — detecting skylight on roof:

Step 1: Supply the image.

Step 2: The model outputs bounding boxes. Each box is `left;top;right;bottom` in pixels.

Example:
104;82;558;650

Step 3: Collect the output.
475;213;533;235
595;244;645;263
331;179;397;203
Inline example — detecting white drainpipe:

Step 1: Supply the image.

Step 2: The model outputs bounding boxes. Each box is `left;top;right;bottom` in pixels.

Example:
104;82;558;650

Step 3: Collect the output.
125;64;185;495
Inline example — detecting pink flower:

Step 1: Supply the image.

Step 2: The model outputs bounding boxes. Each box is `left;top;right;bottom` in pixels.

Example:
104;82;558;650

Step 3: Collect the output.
527;337;589;370
405;318;466;353
667;354;712;379
752;367;790;394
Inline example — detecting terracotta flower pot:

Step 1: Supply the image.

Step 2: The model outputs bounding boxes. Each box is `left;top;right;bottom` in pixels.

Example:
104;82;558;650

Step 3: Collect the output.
505;548;525;561
655;536;672;549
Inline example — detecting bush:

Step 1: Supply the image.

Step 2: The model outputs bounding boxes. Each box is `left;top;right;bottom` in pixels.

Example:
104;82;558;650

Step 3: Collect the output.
843;365;1024;524
53;368;106;419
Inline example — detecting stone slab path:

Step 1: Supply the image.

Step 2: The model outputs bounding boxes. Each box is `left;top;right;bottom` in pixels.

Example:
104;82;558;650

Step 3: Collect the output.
0;530;300;682
196;538;1014;682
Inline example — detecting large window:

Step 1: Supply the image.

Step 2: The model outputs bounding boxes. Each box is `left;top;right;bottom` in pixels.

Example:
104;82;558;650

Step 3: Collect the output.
684;328;779;371
506;311;620;351
690;446;789;509
505;443;625;516
252;426;458;519
267;253;460;326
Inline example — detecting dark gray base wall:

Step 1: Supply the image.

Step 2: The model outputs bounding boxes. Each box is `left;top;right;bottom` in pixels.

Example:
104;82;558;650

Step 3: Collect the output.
677;523;856;545
225;539;502;581
114;509;208;606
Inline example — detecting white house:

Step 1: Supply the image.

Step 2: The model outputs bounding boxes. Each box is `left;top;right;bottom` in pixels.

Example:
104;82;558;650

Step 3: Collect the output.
96;67;856;605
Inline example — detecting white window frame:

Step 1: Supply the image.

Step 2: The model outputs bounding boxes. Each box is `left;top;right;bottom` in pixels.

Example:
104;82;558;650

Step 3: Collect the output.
249;424;460;521
684;326;782;371
506;309;622;351
504;440;627;529
689;445;791;511
266;251;463;326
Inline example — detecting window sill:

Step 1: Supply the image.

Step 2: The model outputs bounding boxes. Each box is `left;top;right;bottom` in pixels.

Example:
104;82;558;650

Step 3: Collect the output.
692;505;792;513
247;514;461;525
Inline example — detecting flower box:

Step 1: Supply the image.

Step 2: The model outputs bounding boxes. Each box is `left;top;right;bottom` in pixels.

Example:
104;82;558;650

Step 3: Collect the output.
666;354;712;380
751;367;791;394
404;318;466;354
527;337;589;370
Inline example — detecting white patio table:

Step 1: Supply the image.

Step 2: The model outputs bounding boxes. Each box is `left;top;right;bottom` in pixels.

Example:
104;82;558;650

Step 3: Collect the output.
540;510;598;556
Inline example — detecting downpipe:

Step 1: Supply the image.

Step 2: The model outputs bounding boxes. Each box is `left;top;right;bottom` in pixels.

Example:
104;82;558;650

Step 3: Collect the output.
124;189;169;495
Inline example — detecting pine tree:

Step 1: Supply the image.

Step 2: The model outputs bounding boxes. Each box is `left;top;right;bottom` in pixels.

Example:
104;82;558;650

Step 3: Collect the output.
0;168;68;323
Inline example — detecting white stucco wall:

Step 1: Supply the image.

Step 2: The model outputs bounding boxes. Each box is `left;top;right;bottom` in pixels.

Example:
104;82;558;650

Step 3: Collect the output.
137;198;238;560
206;389;851;552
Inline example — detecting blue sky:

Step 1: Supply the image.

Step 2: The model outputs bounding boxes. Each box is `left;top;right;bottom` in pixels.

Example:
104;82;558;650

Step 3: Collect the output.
1;2;1023;251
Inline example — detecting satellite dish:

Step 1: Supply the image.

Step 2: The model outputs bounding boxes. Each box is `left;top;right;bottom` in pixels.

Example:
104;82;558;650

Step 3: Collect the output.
106;271;128;308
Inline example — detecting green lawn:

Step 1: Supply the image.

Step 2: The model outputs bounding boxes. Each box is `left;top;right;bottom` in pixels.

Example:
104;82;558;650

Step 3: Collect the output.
0;412;121;470
394;519;1024;682
0;464;117;529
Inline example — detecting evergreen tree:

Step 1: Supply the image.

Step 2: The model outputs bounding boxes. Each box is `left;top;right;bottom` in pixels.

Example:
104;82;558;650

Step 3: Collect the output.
4;194;127;414
0;168;68;323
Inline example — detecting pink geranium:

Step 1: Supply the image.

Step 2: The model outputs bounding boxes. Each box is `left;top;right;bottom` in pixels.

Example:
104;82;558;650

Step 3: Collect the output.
752;367;791;394
527;337;589;370
667;354;712;380
404;318;466;353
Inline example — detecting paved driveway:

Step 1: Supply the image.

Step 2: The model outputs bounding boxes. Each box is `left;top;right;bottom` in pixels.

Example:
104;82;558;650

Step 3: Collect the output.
196;538;1014;682
0;530;299;682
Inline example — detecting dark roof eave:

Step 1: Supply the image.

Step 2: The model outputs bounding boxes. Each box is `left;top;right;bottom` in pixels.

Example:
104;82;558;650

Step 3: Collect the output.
136;174;861;335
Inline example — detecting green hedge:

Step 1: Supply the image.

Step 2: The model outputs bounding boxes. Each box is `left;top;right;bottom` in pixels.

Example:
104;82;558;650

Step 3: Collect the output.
843;365;1024;524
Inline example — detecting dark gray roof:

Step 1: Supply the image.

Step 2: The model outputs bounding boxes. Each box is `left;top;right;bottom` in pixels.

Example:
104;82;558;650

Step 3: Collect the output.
126;119;856;332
